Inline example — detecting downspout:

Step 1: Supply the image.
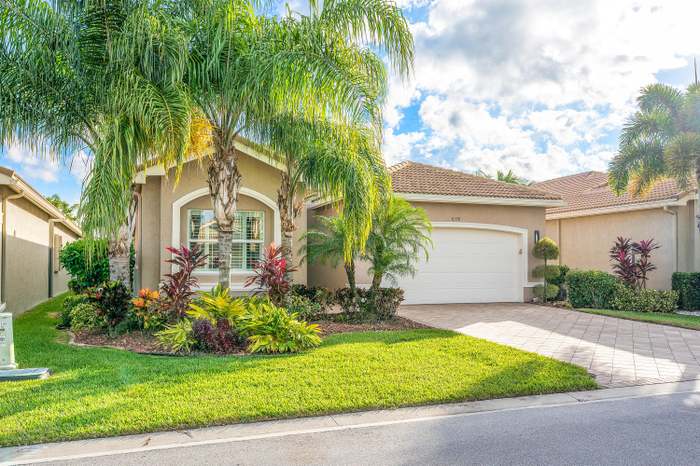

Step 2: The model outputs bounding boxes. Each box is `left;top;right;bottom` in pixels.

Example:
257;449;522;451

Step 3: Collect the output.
1;191;25;306
663;206;678;273
133;190;142;291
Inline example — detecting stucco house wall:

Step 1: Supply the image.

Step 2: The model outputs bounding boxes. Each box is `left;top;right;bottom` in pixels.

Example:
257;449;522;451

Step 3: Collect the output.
545;203;698;290
0;172;81;316
136;150;307;291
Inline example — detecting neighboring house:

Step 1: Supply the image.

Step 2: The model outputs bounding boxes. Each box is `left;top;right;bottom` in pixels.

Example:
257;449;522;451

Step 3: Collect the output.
0;167;82;315
533;171;699;290
135;151;563;305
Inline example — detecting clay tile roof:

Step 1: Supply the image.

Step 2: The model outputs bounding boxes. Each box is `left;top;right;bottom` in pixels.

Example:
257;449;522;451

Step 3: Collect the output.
532;171;697;215
389;161;561;200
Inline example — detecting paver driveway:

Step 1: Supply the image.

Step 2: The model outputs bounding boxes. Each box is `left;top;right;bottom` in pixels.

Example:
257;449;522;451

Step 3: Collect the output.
399;303;700;387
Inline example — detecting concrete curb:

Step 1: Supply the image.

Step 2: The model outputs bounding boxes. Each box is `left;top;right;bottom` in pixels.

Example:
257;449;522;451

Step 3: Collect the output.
3;379;700;465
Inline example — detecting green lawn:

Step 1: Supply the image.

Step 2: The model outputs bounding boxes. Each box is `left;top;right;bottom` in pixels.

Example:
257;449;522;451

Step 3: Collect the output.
575;308;700;330
2;294;596;447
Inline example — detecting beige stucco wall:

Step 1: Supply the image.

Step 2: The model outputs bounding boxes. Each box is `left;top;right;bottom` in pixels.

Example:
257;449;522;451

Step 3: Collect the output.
307;200;546;301
1;194;79;316
138;153;307;290
545;206;688;290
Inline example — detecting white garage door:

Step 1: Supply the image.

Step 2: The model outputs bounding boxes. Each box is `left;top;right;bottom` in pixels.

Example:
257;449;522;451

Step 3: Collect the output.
395;227;524;305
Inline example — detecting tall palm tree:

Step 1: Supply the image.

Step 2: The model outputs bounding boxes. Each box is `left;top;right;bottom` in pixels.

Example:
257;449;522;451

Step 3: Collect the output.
476;169;529;185
364;196;432;291
609;83;700;233
0;0;192;285
302;215;360;293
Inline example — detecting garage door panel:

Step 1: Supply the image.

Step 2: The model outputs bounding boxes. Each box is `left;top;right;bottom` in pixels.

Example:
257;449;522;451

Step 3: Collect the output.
395;227;523;305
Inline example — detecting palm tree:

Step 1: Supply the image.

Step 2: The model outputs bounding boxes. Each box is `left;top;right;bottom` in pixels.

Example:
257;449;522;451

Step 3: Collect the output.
609;83;700;233
364;196;432;291
0;0;192;285
302;215;360;293
476;169;529;185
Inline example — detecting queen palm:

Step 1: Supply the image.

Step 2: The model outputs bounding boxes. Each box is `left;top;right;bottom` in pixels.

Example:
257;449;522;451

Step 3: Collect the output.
609;83;700;232
0;0;193;284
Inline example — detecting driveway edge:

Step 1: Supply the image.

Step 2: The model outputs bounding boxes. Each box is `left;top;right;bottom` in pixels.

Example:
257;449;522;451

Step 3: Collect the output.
4;379;700;465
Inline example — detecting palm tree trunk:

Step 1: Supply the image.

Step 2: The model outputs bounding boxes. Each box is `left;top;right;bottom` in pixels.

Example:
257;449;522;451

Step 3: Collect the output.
371;272;382;292
277;170;301;282
344;259;356;293
108;224;131;287
207;144;242;290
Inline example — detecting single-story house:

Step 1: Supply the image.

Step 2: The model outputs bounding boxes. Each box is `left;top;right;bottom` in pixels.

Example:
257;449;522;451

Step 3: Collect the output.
533;171;699;290
0;167;82;315
133;146;563;305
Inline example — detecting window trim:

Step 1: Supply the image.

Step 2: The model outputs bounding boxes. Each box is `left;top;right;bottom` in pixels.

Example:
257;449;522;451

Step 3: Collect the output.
187;209;265;273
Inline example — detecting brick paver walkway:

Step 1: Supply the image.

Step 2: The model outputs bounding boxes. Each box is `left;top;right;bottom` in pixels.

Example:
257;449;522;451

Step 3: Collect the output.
399;303;700;387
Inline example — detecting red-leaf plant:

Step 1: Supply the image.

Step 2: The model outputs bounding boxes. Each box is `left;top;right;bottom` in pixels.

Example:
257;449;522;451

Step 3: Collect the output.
244;243;297;306
609;237;660;289
633;239;659;289
161;245;208;319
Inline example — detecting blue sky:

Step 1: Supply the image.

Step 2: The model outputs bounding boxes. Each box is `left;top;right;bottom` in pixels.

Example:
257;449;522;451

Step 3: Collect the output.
2;0;699;203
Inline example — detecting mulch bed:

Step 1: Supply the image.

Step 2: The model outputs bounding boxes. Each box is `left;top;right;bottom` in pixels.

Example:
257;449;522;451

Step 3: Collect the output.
69;316;431;355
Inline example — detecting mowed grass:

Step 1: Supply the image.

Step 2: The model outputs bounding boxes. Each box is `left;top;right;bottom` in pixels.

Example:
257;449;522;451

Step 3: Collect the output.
1;294;596;446
576;308;700;331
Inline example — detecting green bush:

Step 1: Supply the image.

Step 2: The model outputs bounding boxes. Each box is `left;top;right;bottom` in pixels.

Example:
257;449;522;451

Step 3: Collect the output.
238;299;321;354
566;270;618;309
59;239;110;292
672;272;700;310
334;287;405;321
187;285;246;325
70;303;106;332
284;293;323;321
612;285;679;313
290;284;334;311
534;283;559;301
92;280;132;328
156;319;195;353
58;294;89;329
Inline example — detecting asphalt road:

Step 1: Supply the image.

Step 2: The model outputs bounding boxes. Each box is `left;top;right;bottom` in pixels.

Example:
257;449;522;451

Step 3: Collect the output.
38;392;700;466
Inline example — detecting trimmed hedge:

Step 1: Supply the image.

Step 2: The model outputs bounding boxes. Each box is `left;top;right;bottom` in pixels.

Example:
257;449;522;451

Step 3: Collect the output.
566;270;618;309
612;285;679;313
335;287;405;321
672;272;700;311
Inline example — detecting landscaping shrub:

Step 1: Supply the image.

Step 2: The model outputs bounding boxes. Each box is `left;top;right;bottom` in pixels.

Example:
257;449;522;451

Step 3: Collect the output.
672;272;700;310
611;285;679;313
238;299;321;354
131;288;169;331
58;294;89;329
59;239;110;292
284;293;323;321
533;264;569;301
532;237;560;302
92;280;131;328
244;243;297;305
334;287;405;321
291;284;334;311
566;270;618;309
533;283;559;301
156;319;195;353
609;237;660;289
187;285;246;324
69;303;106;332
160;245;208;319
192;318;244;353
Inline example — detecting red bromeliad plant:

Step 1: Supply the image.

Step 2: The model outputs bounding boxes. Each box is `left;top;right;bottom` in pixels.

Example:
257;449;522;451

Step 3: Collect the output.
245;243;297;306
161;245;208;319
609;237;660;289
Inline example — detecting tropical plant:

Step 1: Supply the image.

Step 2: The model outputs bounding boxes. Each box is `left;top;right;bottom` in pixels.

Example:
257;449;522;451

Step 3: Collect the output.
156;319;196;353
283;293;323;322
59;239;110;292
0;0;195;284
532;237;560;302
609;237;660;289
477;169;529;185
69;303;106;332
611;285;678;313
191;318;243;354
91;280;132;328
302;215;359;293
187;285;246;325
244;243;297;305
59;294;89;329
160;245;208;319
238;298;321;354
131;288;168;331
609;82;700;235
364;196;432;291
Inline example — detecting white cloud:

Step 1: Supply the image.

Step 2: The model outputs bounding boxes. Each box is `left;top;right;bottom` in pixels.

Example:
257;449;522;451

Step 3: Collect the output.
387;0;700;180
67;150;93;185
382;129;425;166
4;143;60;182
